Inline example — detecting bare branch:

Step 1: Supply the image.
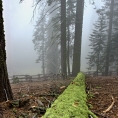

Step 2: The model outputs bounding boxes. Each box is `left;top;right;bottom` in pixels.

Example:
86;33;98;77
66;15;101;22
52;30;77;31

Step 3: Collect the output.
103;95;115;113
37;5;60;26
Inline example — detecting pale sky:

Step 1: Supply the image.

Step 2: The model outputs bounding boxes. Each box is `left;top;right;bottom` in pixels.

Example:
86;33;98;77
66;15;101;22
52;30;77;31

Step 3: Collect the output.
3;0;41;75
3;0;103;76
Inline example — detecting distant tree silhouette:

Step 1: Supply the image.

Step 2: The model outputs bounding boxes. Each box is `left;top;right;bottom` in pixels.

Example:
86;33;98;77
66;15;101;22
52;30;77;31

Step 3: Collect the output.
105;0;118;74
32;5;47;75
105;0;114;76
60;0;67;77
87;9;107;75
72;0;84;76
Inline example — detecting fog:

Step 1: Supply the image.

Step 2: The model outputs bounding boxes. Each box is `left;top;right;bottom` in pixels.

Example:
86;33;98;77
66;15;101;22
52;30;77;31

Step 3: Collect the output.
3;0;103;76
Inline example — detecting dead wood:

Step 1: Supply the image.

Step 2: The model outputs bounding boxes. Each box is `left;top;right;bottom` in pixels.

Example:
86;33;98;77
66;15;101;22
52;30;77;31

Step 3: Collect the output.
38;94;59;97
103;95;115;113
6;98;30;108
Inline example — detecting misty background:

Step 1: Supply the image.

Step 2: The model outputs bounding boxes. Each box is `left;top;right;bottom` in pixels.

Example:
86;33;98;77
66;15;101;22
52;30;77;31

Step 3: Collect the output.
3;0;103;76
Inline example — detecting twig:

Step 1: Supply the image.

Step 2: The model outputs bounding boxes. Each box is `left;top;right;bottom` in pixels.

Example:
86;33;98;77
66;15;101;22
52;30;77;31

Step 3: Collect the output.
34;93;58;98
39;94;59;97
43;97;51;108
32;113;37;118
18;87;22;94
43;97;50;103
37;5;60;26
30;0;45;23
103;95;115;113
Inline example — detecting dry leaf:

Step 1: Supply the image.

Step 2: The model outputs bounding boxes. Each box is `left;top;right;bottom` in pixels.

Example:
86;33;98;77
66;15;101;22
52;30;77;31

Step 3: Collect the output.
60;86;66;89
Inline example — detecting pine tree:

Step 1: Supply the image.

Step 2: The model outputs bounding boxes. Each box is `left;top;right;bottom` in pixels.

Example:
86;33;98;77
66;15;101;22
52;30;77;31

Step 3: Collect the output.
98;0;118;75
37;0;67;76
46;1;60;74
110;0;118;74
47;0;76;75
32;6;47;75
87;9;107;75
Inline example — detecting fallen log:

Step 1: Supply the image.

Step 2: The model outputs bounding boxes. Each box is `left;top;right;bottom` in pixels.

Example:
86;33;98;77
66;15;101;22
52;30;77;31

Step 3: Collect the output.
42;72;98;118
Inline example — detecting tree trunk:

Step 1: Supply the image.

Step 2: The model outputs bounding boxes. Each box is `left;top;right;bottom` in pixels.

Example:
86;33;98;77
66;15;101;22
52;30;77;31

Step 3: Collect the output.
0;0;13;102
42;39;45;75
105;0;114;76
67;23;70;76
96;54;99;76
61;0;67;77
72;0;84;76
96;36;102;76
42;21;45;75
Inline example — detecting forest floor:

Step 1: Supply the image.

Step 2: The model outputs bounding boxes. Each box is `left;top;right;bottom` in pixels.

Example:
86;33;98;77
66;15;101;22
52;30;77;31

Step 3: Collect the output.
87;76;118;118
0;76;118;118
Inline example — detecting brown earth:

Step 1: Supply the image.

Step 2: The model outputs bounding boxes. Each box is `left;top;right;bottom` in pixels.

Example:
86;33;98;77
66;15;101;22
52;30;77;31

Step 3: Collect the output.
0;78;72;118
0;76;118;118
86;76;118;118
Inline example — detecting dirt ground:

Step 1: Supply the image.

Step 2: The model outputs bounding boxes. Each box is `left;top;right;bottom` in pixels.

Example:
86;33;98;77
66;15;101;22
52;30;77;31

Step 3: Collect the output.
0;78;72;118
0;76;118;118
86;76;118;118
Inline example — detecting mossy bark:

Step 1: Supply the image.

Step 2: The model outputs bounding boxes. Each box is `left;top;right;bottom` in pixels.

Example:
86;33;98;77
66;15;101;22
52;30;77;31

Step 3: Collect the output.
42;72;97;118
0;0;13;102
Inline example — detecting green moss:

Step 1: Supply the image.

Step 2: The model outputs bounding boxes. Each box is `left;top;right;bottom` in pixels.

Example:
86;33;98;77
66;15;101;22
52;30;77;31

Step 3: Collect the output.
42;72;98;118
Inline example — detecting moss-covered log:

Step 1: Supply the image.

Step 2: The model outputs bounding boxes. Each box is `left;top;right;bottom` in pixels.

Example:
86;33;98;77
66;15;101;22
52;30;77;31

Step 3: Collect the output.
42;72;97;118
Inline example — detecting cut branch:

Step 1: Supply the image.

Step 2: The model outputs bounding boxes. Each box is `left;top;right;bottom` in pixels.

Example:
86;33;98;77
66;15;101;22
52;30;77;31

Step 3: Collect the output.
103;95;115;113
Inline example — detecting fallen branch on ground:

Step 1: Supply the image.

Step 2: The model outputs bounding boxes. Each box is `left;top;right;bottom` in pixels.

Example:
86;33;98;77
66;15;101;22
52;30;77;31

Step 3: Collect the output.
103;95;115;113
33;93;59;98
18;87;22;94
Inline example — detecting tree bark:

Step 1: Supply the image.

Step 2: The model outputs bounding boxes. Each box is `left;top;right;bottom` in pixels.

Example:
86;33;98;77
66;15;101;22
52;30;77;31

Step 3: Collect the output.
67;23;70;76
0;0;13;102
105;0;114;76
72;0;84;76
42;20;45;75
61;0;67;77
